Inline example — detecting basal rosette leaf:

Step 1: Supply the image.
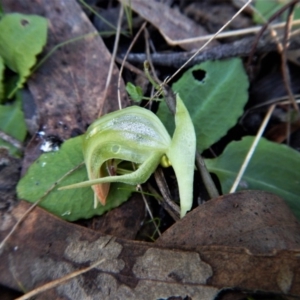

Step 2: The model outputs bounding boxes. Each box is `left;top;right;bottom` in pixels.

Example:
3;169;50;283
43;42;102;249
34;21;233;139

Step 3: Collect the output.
205;136;300;220
0;96;27;156
157;58;249;153
17;136;135;221
0;13;47;94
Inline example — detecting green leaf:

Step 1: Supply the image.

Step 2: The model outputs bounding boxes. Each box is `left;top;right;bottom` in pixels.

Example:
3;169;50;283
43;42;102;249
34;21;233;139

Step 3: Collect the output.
17;136;135;221
205;136;300;220
157;58;249;153
253;0;300;24
0;13;47;95
0;56;4;103
0;96;27;156
126;82;143;102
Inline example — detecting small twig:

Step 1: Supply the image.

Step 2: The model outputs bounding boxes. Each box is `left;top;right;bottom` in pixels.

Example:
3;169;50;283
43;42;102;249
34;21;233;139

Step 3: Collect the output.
147;0;252;102
14;234;113;300
161;0;252;88
144;61;160;90
241;95;300;125
156;19;300;45
281;3;298;111
154;168;180;221
161;85;176;115
99;5;124;117
281;4;298;144
16;258;106;300
0;163;84;250
123;34;300;68
147;184;179;222
248;0;298;112
247;0;283;53
144;28;161;85
230;105;275;193
0;130;23;151
195;152;219;199
117;21;147;109
137;183;162;236
115;56;146;77
247;0;299;69
247;1;299;146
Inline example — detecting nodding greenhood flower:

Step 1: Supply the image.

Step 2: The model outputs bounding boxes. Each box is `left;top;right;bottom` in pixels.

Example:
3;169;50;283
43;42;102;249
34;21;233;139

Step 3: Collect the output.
60;94;196;218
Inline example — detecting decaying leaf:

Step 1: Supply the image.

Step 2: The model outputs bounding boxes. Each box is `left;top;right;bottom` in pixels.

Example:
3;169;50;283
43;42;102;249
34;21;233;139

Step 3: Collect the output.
90;194;145;239
119;0;218;51
156;190;300;254
1;200;300;299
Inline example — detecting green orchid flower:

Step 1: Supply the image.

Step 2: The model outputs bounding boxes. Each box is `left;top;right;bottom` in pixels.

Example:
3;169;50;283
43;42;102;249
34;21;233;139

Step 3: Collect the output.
60;94;196;218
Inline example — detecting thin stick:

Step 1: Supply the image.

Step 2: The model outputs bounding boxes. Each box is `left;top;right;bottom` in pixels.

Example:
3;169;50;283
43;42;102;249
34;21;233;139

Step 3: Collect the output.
248;1;283;52
248;0;298;113
99;5;124;117
137;184;162;236
162;19;300;45
144;28;161;85
247;0;299;68
230;105;275;193
154;168;180;221
281;4;298;111
241;95;300;126
117;22;147;109
115;57;146;77
15;257;106;300
195;152;219;199
0;163;84;250
0;130;23;151
162;0;252;87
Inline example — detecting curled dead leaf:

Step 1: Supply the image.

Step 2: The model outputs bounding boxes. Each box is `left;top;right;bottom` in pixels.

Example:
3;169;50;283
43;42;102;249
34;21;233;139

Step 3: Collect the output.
156;190;300;254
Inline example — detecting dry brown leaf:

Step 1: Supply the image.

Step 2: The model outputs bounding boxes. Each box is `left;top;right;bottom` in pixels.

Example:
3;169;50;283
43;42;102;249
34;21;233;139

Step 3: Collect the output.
0;202;219;299
1;0;130;172
87;194;145;239
1;200;300;298
266;119;300;143
119;0;218;51
156;190;300;254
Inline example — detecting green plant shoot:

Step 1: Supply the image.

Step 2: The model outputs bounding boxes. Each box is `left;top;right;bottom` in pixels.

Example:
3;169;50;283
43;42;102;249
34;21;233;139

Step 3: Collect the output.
60;94;196;218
